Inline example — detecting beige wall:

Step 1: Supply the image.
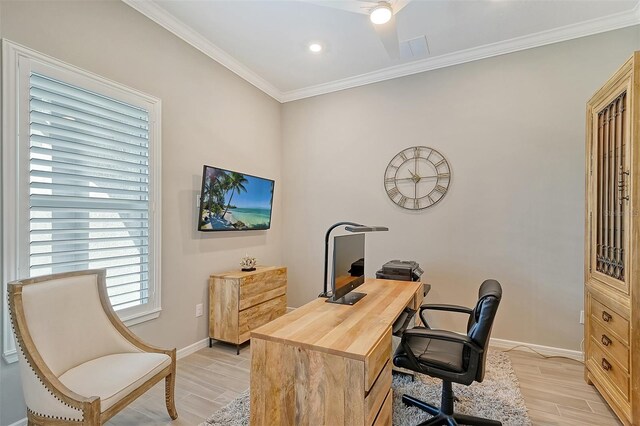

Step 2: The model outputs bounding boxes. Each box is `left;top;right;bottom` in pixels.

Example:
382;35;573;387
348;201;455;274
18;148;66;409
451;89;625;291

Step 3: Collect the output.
0;1;282;424
281;26;640;352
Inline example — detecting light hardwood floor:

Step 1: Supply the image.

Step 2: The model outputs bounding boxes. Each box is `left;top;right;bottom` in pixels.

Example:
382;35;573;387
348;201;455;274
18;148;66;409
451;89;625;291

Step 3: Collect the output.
108;343;621;425
508;349;621;426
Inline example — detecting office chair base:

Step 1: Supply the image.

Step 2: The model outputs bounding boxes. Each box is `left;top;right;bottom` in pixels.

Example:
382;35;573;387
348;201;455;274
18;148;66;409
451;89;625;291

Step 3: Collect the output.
402;394;502;426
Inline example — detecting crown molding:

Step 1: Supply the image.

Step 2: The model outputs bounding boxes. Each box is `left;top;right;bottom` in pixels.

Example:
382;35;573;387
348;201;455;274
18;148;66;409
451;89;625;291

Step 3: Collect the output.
121;0;283;102
280;4;640;102
123;0;640;104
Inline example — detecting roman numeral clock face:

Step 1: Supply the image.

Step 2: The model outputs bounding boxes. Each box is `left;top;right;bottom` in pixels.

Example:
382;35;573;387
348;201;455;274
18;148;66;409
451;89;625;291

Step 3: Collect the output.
384;146;451;210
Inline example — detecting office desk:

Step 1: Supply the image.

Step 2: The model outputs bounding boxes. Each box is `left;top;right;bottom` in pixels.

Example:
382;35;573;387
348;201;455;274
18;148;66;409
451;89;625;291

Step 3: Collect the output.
250;279;423;426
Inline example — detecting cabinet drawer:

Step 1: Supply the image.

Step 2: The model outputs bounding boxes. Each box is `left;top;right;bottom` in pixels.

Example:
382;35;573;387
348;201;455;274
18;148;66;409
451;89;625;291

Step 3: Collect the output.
365;360;392;426
365;327;392;391
590;297;629;344
239;295;286;343
590;318;629;371
588;339;629;400
372;390;392;426
240;270;287;310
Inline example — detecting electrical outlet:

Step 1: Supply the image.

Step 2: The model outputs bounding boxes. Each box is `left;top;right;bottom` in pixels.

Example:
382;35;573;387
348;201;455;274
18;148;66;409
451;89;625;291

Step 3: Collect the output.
579;310;584;324
195;303;204;317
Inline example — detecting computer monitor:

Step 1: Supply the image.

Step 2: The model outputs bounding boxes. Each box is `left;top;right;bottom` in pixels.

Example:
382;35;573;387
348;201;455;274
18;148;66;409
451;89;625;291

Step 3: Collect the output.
327;234;366;305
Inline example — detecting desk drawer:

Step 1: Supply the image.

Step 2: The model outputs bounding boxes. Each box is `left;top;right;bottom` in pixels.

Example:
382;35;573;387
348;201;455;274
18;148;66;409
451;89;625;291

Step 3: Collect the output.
372;390;392;426
588;339;629;400
239;295;286;343
366;360;392;426
589;297;629;344
365;328;392;391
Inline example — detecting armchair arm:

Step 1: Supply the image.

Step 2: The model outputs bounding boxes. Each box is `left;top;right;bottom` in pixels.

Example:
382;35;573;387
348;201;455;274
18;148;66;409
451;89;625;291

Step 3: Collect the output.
419;303;473;327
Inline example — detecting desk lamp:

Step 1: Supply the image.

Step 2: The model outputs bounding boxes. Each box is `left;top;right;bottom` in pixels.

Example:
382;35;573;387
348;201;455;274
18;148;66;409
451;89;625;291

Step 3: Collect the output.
319;221;389;300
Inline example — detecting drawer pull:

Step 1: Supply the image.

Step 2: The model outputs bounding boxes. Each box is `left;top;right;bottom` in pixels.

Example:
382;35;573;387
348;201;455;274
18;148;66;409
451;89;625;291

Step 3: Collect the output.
602;311;612;322
601;335;612;346
601;358;612;371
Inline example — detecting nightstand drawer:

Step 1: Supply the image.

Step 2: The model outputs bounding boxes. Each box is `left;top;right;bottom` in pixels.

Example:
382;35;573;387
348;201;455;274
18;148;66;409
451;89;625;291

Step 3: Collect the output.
239;269;287;310
239;295;287;343
590;297;629;344
590;318;629;371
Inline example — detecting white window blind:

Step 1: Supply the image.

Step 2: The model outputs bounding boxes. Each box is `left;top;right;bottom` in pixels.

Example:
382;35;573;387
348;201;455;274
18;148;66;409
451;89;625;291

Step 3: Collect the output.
28;72;151;311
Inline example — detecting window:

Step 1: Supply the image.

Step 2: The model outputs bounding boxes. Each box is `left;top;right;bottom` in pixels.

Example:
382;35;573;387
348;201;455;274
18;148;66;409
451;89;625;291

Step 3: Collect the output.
2;41;162;362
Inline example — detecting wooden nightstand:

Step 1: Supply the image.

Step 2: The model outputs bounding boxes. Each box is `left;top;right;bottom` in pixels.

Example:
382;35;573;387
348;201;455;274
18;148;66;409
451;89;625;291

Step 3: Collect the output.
209;266;287;354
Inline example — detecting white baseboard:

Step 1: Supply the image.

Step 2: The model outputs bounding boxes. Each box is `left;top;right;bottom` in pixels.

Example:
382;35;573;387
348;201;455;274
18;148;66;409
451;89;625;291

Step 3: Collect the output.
490;337;584;361
286;306;296;313
176;337;209;360
7;418;27;426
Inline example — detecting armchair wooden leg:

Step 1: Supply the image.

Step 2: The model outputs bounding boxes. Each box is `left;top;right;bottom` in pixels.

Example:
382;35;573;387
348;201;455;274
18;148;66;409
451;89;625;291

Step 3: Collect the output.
165;372;178;420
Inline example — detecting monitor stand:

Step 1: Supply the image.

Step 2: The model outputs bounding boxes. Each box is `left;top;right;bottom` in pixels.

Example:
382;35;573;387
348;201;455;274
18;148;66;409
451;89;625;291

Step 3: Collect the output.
326;292;366;305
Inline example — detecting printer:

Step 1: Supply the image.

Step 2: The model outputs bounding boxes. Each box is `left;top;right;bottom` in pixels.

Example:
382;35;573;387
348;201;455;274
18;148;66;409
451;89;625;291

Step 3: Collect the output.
376;259;423;282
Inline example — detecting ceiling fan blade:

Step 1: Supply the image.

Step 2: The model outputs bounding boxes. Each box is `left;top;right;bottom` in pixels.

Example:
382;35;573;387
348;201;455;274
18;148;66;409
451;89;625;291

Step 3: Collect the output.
391;0;412;15
300;0;375;15
373;15;400;59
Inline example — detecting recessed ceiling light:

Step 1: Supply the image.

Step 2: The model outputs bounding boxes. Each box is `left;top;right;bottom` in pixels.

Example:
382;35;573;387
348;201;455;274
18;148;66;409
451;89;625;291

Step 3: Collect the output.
370;2;393;25
309;43;323;53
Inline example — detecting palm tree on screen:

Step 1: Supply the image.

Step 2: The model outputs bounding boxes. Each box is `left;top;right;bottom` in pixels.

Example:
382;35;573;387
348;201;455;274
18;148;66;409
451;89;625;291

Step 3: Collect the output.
205;172;227;222
221;172;248;219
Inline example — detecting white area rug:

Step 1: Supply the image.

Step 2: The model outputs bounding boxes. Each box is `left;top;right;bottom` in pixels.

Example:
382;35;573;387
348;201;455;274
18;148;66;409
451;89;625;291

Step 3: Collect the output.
201;351;531;426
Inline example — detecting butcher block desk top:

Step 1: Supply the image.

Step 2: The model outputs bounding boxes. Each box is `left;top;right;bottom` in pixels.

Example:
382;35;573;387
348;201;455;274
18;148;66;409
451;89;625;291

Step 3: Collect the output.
251;278;422;361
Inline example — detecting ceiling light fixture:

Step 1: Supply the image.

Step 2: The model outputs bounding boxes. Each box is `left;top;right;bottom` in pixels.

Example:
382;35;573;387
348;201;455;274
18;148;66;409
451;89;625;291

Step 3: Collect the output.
308;43;323;53
370;2;393;25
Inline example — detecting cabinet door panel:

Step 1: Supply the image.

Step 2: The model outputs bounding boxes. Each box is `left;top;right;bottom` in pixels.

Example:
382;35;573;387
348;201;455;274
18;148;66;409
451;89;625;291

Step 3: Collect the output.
588;81;631;294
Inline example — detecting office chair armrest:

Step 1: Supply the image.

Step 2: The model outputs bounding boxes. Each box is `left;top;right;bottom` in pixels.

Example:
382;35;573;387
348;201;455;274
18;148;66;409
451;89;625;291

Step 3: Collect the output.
419;304;473;327
420;304;473;314
402;328;482;353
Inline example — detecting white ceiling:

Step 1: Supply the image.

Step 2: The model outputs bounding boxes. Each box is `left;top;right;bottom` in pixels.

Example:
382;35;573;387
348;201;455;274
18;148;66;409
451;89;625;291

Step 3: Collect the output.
124;0;640;102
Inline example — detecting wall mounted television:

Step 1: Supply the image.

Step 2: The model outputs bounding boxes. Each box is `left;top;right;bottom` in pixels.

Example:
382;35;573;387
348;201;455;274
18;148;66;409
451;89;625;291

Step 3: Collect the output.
198;165;275;232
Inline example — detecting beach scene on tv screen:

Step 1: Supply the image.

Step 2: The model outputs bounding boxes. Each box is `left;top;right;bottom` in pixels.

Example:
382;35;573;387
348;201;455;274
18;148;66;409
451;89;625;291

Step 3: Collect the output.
200;168;274;231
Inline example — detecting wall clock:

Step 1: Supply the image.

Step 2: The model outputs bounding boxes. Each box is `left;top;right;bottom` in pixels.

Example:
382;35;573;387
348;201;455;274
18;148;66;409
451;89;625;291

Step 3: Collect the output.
384;146;451;210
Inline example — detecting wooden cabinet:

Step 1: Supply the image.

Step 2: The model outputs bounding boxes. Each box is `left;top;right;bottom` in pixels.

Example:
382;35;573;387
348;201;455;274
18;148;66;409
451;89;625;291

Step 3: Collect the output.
209;266;287;354
585;52;639;425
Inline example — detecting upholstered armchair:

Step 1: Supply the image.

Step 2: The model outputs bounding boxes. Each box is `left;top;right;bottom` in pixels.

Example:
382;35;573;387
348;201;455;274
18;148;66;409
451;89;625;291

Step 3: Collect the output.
8;269;178;425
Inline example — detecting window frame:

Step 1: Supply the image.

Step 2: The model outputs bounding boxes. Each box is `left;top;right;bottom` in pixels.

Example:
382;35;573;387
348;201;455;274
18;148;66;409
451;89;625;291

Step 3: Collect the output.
2;40;163;363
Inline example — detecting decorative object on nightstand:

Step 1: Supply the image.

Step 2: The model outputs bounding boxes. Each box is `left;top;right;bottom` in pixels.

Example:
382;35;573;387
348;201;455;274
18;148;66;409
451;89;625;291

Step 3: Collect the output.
240;254;257;272
384;146;451;210
209;266;287;354
584;52;639;426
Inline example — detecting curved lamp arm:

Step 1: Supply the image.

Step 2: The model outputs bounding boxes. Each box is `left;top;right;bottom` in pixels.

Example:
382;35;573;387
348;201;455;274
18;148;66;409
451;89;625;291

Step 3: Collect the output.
319;221;362;298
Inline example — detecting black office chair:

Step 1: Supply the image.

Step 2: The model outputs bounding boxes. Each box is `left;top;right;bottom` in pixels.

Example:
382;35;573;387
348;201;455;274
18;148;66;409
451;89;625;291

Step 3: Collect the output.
393;279;503;426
